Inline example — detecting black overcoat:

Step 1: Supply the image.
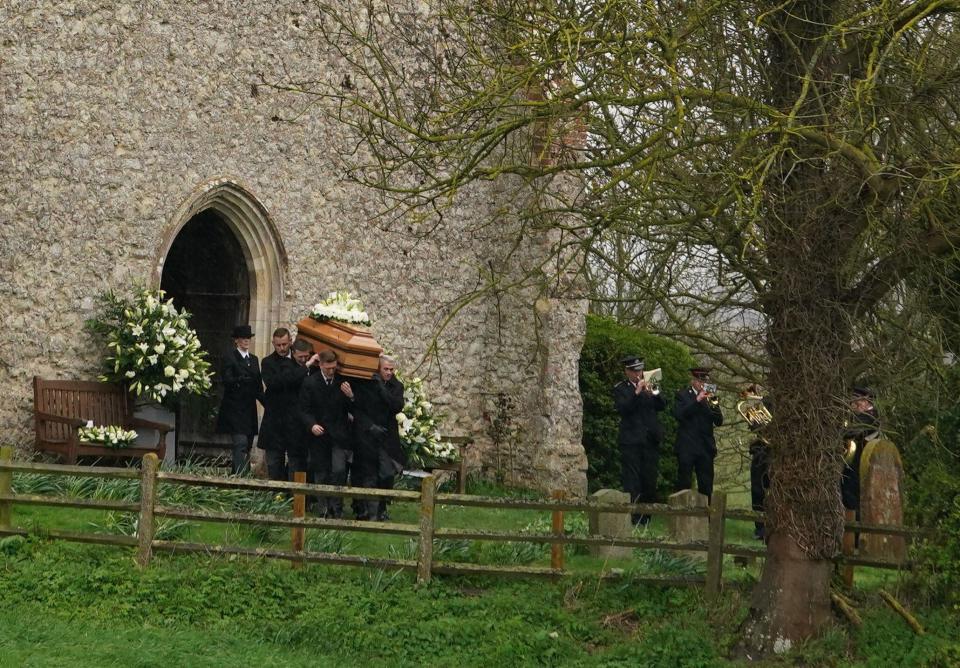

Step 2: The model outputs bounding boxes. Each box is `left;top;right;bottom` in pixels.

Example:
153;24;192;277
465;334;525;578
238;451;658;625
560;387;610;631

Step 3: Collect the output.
258;352;311;452
354;374;406;464
672;386;724;458
215;349;262;435
612;380;665;449
297;372;353;449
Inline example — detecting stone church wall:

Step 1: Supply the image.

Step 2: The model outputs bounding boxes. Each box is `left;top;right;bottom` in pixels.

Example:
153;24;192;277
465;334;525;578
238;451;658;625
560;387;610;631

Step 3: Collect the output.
0;1;587;493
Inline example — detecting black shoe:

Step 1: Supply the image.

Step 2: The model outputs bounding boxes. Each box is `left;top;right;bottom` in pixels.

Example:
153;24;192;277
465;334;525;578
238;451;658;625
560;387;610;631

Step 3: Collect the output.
355;514;370;521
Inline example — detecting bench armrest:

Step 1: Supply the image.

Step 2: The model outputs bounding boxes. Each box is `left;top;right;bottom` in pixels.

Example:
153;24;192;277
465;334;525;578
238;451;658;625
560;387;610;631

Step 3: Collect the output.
35;411;86;428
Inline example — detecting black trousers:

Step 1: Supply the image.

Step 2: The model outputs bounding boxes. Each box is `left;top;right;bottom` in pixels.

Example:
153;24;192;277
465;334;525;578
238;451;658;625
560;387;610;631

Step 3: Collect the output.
264;448;287;482
287;447;309;482
676;450;714;501
621;444;659;523
350;444;378;519
230;434;253;475
750;441;770;531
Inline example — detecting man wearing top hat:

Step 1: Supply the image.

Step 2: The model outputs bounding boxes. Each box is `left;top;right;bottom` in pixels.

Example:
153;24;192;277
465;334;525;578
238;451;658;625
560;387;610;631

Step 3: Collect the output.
215;324;263;475
673;366;724;500
613;355;666;525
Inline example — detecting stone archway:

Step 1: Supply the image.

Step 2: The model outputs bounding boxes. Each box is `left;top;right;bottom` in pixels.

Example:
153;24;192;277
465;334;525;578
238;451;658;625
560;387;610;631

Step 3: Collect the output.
155;178;288;358
154;178;287;456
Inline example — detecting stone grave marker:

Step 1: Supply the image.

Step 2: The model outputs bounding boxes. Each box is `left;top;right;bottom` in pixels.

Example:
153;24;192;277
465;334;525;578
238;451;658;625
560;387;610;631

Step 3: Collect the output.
667;489;709;560
587;489;633;559
859;439;907;563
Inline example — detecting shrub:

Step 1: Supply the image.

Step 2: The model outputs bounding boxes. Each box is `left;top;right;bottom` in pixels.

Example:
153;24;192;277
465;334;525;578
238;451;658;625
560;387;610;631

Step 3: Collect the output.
579;314;697;498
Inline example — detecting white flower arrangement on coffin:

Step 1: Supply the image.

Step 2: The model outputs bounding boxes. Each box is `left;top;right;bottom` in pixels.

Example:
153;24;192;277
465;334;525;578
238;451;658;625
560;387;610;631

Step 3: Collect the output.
309;291;372;326
77;423;138;448
396;374;460;467
86;287;214;405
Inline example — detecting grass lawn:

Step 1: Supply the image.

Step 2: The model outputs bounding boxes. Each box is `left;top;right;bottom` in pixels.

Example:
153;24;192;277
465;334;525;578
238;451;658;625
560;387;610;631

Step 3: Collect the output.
1;472;957;666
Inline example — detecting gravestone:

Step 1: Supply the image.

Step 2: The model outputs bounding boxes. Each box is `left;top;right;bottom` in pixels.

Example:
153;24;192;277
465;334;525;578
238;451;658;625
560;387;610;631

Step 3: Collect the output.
587;489;633;559
667;489;709;560
859;439;907;563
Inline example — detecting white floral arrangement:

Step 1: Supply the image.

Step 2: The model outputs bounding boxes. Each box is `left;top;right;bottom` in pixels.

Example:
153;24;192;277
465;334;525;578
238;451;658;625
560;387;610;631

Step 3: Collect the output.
77;423;138;448
309;291;372;326
396;374;460;466
87;288;214;404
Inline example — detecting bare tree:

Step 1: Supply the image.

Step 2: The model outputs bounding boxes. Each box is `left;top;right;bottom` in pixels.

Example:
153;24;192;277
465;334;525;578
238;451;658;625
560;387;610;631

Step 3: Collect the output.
268;0;960;654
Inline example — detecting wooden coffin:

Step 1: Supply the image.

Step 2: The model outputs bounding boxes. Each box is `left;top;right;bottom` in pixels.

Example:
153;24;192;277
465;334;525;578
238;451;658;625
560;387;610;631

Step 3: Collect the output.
294;317;383;379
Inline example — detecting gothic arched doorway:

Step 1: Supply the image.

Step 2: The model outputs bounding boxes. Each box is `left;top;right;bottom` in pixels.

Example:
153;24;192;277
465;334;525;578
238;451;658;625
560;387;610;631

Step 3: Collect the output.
156;179;287;458
160;211;249;452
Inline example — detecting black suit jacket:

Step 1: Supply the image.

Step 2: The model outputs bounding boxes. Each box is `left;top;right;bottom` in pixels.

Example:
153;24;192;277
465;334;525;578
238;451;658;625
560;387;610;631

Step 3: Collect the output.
673;386;723;458
258;352;311;451
612;380;665;449
298;372;353;449
215;349;262;435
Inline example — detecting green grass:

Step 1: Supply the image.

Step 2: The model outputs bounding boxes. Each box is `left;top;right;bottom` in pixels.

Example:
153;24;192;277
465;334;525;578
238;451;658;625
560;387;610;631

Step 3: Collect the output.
2;472;958;666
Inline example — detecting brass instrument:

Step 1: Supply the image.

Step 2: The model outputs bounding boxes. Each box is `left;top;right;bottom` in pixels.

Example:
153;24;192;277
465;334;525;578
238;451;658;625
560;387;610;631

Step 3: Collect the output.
844;438;858;464
737;392;772;429
642;368;662;394
704;382;720;407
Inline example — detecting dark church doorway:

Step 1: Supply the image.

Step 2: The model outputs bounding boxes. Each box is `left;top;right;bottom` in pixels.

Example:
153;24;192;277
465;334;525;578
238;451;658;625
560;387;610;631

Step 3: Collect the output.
160;210;250;458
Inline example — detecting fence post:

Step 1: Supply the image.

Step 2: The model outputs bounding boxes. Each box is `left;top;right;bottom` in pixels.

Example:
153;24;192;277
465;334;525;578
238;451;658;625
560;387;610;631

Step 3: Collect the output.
841;509;856;587
0;445;13;531
136;453;160;569
705;491;727;600
417;474;436;585
291;471;306;569
551;490;565;571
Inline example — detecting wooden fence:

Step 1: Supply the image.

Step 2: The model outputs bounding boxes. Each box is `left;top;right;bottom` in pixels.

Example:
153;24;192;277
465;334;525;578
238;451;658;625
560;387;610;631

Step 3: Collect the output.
0;447;925;598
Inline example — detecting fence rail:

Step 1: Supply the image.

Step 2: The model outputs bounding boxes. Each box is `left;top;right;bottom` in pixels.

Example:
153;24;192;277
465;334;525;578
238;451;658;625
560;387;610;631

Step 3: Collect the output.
0;447;927;596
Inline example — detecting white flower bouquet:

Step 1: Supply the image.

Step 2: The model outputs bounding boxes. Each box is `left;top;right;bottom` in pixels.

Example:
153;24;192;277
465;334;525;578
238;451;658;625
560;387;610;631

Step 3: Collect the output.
396;374;460;466
77;423;138;448
309;291;372;326
87;288;214;404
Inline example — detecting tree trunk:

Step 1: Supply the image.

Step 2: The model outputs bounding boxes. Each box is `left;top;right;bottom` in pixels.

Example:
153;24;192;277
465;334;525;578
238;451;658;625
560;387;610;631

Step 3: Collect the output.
738;532;834;658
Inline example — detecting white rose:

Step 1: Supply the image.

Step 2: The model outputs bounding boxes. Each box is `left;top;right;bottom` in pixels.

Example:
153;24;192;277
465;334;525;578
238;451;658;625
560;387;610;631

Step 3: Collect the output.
154;343;166;354
164;366;176;377
125;370;136;379
148;355;158;365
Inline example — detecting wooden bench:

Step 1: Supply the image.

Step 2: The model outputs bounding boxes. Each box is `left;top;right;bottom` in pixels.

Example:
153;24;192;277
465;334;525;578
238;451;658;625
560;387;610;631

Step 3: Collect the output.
33;377;172;464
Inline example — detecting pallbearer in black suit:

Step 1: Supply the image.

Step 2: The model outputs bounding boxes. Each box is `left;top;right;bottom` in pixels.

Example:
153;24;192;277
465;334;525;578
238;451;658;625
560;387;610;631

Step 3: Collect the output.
353;355;406;521
673;366;724;500
215;324;263;475
298;349;354;518
259;328;319;481
613;355;666;526
286;338;319;479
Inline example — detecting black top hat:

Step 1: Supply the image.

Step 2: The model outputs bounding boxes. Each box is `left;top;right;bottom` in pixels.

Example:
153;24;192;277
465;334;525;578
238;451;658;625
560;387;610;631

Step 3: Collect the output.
232;324;254;339
620;355;644;371
690;366;711;379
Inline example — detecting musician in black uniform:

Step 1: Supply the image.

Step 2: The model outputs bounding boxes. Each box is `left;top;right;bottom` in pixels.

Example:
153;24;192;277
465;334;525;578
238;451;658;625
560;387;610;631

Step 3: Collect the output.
673;366;723;500
215;324;263;475
298;349;353;517
741;384;772;540
613;355;665;526
841;386;880;519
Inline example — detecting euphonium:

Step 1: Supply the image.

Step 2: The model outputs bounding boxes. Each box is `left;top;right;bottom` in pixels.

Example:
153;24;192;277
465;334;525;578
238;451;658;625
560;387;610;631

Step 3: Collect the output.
737;394;772;428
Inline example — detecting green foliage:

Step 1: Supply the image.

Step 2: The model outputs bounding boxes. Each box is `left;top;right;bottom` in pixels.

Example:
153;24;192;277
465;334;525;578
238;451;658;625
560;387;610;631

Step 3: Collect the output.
580;314;697;497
